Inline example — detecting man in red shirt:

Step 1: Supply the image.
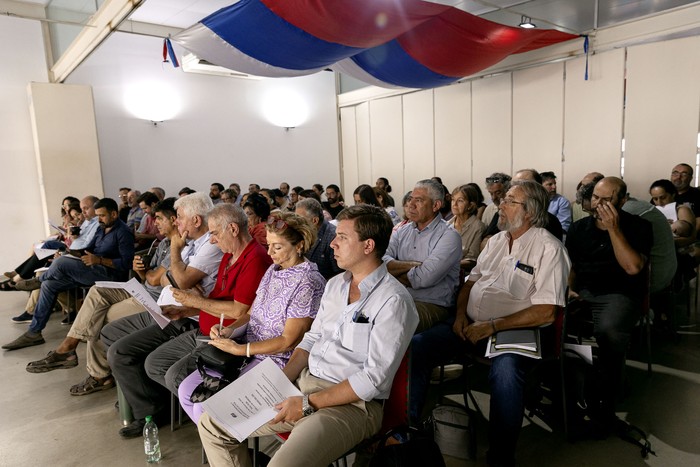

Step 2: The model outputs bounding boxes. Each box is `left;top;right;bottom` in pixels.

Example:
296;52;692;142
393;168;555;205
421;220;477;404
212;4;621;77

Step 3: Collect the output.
103;203;271;438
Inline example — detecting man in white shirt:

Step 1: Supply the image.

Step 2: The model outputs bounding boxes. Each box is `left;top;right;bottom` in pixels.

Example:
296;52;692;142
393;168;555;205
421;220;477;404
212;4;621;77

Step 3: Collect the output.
198;205;419;467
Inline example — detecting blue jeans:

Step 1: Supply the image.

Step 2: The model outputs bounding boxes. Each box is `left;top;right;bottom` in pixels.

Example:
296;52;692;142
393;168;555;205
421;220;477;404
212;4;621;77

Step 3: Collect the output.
29;256;114;334
409;318;533;466
487;353;534;466
409;318;465;423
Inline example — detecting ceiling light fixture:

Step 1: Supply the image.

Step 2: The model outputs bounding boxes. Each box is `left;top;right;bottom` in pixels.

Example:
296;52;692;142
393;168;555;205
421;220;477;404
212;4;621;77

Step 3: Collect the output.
519;15;536;29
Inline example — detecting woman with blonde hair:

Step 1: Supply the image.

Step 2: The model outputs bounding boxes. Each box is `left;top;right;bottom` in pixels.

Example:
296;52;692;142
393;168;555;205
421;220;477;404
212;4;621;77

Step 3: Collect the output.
177;211;326;423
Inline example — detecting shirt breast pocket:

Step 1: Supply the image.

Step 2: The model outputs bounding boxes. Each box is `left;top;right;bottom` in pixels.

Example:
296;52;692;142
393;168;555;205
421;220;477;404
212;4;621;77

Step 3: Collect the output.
341;322;371;355
495;267;534;300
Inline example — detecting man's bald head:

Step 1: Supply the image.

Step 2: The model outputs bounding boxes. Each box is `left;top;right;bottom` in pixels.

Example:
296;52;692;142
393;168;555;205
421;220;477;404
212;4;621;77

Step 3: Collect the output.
581;172;604;187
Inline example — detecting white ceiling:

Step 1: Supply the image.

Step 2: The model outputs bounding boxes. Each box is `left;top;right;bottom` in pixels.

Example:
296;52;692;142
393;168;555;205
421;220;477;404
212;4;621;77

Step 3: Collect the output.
7;0;700;34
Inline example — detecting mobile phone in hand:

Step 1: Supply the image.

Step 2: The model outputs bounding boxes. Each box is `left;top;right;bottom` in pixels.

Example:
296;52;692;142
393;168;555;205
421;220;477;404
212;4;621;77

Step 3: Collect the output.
166;270;179;289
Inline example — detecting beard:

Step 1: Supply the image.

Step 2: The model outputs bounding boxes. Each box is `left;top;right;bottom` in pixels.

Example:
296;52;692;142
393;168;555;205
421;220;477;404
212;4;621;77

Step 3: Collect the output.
497;210;525;232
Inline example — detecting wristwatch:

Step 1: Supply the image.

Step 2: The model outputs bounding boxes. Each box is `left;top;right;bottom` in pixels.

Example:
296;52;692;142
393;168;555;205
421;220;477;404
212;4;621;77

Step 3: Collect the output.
302;395;315;417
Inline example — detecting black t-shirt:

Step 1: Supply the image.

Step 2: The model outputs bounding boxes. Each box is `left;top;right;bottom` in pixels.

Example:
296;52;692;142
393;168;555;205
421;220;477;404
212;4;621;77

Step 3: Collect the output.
675;186;700;217
323;202;345;219
566;210;652;296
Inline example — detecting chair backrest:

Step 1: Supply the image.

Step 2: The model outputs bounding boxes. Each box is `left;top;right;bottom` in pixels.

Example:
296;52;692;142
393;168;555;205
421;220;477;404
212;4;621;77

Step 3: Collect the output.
379;349;411;432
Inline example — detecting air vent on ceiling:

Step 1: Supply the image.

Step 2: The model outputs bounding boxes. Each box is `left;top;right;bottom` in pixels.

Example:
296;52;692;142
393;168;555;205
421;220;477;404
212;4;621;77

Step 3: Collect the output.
181;53;262;80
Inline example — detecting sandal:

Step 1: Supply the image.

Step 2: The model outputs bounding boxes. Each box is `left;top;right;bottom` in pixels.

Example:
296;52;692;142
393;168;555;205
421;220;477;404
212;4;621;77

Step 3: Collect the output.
0;281;17;291
26;350;78;373
69;375;115;396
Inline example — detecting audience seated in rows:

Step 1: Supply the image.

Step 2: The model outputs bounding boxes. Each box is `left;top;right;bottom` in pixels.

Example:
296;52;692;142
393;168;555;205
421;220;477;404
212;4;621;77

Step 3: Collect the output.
3;198;135;350
101;193;227;437
178;211;326;423
23;198;180;394
2;196;99;290
198;205;418;466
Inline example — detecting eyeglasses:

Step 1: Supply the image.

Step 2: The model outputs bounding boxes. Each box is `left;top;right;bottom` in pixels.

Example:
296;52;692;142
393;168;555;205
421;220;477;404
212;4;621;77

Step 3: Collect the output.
500;198;525;207
266;216;288;230
486;176;509;184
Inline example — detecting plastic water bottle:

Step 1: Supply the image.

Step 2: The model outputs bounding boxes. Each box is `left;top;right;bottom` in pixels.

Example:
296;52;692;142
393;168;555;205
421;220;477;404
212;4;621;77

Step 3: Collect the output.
143;415;161;463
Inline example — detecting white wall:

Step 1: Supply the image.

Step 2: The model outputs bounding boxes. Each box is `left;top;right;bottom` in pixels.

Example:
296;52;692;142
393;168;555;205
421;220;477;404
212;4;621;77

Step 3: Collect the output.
65;32;341;200
0;16;49;266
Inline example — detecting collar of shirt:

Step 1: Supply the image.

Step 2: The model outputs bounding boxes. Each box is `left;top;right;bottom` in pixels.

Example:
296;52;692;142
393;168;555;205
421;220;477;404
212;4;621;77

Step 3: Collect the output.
411;213;443;233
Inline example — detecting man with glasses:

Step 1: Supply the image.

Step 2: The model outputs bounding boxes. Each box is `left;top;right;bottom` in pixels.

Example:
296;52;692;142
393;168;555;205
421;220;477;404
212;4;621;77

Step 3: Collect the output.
566;176;652;431
409;181;570;466
482;172;511;226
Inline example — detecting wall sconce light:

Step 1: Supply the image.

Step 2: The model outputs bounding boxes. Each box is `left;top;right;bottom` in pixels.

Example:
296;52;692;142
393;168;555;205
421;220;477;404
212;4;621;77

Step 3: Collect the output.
124;82;181;125
262;89;309;130
519;15;536;29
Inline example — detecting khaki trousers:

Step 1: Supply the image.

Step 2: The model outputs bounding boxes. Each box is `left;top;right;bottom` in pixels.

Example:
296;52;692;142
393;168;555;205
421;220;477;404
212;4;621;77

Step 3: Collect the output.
25;289;73;313
66;286;145;378
198;369;383;467
414;301;451;333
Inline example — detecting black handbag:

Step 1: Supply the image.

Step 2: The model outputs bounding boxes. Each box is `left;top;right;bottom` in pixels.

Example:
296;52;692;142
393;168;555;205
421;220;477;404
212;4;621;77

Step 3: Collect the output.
189;344;249;403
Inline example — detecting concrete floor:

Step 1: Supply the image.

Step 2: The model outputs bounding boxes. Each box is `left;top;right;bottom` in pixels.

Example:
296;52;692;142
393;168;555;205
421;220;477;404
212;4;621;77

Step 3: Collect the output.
0;286;698;466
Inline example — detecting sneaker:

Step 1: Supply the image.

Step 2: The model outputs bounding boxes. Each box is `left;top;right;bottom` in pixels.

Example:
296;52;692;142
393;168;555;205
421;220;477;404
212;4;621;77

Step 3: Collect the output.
2;332;45;350
26;350;78;373
14;278;41;292
61;311;77;325
11;311;34;324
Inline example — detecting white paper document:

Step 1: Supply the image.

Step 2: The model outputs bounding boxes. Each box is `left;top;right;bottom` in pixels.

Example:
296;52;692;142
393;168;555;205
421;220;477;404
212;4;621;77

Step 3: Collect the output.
655;202;678;222
34;243;58;260
196;323;248;342
156;285;183;307
202;358;303;442
95;278;171;329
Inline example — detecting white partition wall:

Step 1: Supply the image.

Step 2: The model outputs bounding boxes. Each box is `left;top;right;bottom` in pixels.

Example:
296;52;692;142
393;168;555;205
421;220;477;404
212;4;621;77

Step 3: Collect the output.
472;74;513;187
512;63;564;178
624;36;700;199
356;102;372;194
338;35;700;206
403;90;435;190
369;97;404;200
563;49;625;199
340;106;359;198
435;82;472;191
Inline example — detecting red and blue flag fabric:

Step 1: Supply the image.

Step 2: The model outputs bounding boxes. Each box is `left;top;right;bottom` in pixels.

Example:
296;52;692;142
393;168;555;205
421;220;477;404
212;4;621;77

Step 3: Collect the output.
173;0;578;89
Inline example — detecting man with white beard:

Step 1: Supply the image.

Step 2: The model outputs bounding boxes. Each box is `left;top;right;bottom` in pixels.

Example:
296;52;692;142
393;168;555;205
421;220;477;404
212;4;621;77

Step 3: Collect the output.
409;180;570;467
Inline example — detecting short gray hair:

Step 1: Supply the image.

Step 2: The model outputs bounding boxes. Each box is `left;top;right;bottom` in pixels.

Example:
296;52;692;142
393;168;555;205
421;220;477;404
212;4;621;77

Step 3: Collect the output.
174;192;214;223
207;203;248;232
511;180;549;228
414;179;445;204
296;198;324;220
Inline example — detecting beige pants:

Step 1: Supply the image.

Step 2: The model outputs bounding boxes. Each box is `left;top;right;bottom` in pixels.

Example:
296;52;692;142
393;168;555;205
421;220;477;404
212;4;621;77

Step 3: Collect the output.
198;369;383;467
66;287;146;378
414;301;451;333
25;289;74;314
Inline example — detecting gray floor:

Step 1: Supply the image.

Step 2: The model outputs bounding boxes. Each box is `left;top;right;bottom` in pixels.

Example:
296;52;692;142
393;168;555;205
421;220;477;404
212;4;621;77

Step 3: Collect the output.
0;286;698;466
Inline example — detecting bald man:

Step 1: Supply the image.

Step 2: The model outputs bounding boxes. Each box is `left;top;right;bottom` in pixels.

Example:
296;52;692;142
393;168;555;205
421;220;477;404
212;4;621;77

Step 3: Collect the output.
566;176;652;428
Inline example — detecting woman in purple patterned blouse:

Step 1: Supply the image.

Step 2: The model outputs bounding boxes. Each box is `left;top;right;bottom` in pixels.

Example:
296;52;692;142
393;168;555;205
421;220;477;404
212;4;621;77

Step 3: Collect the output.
178;212;326;423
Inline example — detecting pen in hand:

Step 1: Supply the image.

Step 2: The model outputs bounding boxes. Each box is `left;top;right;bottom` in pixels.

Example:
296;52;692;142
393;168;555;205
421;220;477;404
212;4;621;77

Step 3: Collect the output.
218;313;224;338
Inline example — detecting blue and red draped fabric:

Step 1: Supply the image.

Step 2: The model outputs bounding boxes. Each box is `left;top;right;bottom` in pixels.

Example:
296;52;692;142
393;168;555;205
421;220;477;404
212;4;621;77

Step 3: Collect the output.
172;0;579;89
163;37;180;67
